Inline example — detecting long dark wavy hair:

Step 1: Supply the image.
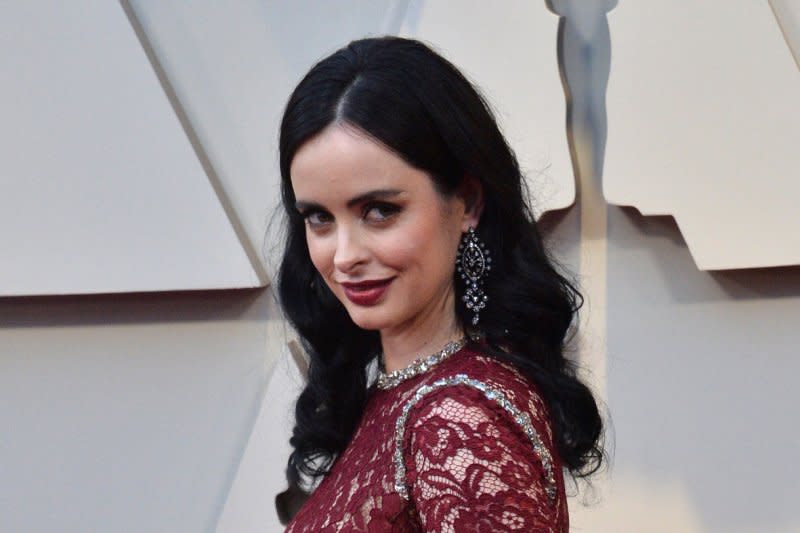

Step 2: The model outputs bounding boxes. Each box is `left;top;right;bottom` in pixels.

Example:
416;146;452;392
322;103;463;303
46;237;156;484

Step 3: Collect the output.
277;36;603;509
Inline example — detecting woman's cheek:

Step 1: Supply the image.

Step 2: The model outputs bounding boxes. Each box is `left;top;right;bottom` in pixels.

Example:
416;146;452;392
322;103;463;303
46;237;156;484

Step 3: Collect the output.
374;233;418;270
395;218;445;266
306;236;333;278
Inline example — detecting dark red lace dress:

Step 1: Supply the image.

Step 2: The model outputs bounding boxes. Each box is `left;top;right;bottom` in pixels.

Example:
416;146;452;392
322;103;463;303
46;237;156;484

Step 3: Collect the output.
285;345;568;532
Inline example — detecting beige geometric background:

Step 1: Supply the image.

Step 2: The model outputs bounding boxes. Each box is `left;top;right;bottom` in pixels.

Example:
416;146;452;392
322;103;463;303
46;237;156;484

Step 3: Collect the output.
0;1;263;296
2;2;799;532
605;0;800;270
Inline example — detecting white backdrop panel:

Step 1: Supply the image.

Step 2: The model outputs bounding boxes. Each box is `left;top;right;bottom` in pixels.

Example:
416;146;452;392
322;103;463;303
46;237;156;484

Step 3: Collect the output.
604;0;800;270
401;0;575;218
770;0;800;66
0;2;259;296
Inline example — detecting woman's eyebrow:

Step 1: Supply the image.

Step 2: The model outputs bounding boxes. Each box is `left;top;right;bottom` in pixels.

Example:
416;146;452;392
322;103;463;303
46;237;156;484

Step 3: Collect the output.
295;189;403;211
345;189;403;207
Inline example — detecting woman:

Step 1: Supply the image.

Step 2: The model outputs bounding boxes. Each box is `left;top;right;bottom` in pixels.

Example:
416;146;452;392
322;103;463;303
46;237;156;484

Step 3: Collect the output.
276;36;603;532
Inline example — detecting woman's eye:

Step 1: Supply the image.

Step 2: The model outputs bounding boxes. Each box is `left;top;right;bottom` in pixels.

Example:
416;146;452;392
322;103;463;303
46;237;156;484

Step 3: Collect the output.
364;202;400;223
302;210;333;227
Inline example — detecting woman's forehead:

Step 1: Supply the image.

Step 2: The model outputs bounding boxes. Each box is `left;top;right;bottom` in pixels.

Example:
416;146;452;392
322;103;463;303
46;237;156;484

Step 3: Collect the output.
290;125;432;204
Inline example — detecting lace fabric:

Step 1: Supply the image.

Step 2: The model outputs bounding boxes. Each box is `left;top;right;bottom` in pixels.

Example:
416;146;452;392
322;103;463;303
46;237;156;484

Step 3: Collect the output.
284;347;568;532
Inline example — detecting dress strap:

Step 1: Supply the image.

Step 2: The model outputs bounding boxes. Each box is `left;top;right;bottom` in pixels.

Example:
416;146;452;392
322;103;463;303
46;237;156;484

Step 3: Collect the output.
392;373;558;504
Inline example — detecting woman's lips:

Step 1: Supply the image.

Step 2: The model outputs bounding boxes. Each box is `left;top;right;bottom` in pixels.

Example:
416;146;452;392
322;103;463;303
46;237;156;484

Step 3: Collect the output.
341;278;394;306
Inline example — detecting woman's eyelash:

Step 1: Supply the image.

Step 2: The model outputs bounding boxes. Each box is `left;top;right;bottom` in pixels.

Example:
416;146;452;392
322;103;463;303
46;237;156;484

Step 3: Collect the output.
299;209;332;225
363;202;400;219
297;203;400;226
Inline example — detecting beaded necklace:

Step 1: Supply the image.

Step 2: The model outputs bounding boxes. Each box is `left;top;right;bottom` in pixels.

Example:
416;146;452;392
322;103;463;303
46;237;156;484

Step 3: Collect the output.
375;337;469;390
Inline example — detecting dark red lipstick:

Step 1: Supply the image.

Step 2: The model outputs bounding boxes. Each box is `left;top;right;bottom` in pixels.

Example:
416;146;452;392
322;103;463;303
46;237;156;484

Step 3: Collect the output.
341;278;394;306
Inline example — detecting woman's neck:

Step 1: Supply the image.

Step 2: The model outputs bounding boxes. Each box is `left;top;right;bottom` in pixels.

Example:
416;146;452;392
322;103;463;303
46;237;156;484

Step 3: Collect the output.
379;301;464;373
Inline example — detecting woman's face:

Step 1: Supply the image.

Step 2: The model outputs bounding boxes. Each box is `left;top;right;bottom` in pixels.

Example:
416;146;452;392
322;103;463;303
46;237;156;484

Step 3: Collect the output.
290;124;477;335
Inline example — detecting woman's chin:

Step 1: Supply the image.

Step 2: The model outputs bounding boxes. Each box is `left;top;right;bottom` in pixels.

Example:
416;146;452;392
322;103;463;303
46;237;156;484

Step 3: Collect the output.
345;307;393;332
349;316;387;332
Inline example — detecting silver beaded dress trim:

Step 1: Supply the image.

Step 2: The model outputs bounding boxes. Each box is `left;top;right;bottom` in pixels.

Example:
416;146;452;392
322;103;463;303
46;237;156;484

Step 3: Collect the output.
375;337;468;390
392;373;558;504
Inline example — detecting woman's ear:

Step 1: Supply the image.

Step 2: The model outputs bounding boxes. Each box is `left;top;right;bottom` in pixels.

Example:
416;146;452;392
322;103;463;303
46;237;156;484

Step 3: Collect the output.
458;173;484;231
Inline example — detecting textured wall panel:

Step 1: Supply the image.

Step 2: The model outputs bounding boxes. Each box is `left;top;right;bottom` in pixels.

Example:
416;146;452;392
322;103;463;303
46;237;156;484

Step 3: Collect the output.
0;2;260;296
604;1;800;270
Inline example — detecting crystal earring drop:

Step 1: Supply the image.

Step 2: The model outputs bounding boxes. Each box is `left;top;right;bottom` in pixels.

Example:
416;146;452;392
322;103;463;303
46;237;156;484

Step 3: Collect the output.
456;227;491;326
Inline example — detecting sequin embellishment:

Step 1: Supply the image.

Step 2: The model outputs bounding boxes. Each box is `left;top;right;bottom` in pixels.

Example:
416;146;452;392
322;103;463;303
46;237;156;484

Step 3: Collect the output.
376;338;468;390
393;374;557;504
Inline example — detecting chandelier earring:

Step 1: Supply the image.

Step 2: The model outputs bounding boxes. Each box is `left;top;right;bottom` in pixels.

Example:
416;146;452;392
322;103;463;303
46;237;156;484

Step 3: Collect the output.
456;226;491;326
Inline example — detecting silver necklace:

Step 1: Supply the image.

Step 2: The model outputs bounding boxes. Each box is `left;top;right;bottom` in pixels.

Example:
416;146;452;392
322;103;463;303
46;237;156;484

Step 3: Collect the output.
376;336;469;390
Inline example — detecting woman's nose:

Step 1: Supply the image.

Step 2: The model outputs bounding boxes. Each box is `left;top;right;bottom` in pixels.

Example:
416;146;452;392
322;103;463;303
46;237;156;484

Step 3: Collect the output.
333;226;368;273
